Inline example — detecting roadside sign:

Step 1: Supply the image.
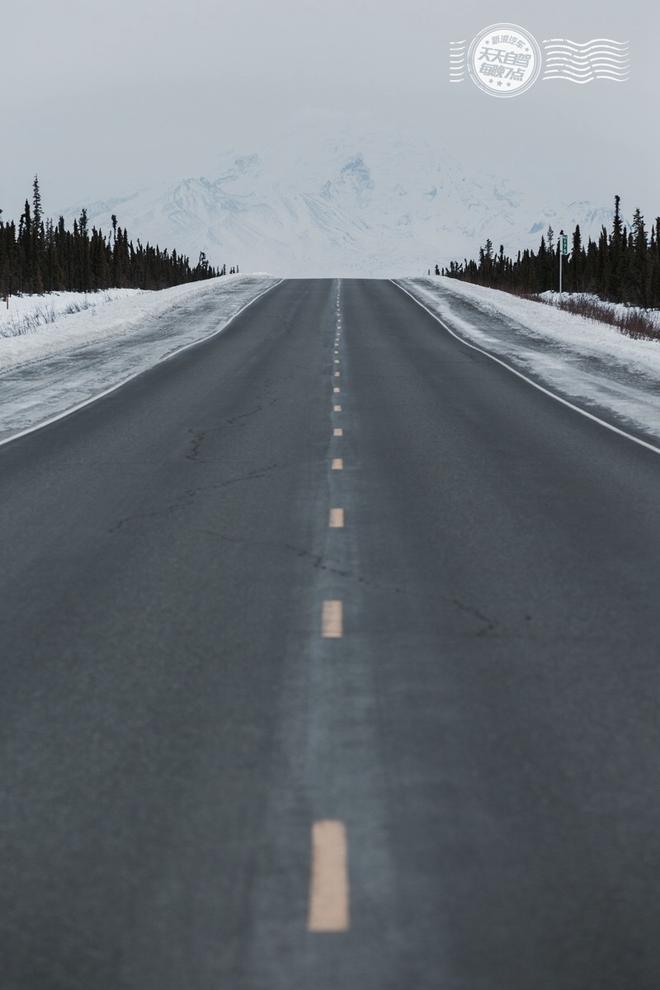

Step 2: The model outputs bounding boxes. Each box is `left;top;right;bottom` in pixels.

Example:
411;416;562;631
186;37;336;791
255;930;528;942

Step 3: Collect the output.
558;230;569;293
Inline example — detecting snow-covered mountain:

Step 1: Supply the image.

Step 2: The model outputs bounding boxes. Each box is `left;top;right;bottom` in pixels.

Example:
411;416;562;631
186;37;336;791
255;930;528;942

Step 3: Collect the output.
63;134;617;277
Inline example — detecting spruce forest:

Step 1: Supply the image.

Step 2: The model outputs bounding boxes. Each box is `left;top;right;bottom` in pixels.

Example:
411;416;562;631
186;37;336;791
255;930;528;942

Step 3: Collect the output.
441;196;660;309
0;177;224;298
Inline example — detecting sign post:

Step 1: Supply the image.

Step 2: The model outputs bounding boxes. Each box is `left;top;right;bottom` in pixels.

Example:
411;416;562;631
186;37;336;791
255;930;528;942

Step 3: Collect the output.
559;230;569;294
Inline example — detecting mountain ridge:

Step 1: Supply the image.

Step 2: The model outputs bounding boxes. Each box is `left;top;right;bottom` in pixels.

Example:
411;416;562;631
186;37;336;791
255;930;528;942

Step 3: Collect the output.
61;137;619;277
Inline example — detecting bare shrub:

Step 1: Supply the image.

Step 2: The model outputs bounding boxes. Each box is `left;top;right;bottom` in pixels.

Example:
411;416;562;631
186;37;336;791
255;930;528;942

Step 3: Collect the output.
513;291;660;343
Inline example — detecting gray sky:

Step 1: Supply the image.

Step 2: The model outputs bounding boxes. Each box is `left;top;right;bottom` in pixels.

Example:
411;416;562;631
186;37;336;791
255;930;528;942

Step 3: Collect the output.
1;0;657;221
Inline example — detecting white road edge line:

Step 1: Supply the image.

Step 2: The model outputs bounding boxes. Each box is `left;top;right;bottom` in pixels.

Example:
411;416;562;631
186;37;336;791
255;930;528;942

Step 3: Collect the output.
391;280;660;458
0;279;285;451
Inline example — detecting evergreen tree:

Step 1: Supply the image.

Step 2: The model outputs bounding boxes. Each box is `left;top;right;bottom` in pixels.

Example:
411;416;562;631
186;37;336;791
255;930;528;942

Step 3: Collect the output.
631;208;649;306
571;224;582;292
608;194;624;299
441;193;660;310
0;178;225;298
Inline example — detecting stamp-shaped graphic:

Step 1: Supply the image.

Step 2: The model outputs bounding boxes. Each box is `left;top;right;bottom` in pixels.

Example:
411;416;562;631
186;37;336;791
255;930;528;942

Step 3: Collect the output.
467;23;542;98
450;24;630;96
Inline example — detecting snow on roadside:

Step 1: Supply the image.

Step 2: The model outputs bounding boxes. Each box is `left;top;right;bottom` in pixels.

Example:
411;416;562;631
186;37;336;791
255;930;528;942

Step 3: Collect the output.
538;291;660;332
0;274;279;442
0;289;144;340
400;276;660;443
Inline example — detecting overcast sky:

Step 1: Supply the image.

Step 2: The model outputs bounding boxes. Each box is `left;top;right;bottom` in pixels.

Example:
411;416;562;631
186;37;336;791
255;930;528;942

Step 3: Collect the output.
1;0;657;222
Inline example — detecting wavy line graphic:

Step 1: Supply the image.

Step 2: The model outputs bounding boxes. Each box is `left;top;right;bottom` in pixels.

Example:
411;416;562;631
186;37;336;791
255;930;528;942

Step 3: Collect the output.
449;40;466;82
543;37;628;48
541;38;630;82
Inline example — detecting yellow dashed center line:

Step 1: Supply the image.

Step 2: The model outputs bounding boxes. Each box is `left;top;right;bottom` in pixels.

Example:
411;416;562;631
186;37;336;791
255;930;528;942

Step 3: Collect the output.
307;820;349;932
331;458;343;470
329;507;344;528
321;599;343;637
333;428;343;437
334;404;342;412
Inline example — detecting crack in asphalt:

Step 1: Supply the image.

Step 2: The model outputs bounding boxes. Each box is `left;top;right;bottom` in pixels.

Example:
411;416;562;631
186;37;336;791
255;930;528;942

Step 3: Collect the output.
225;405;263;426
181;462;281;498
108;462;282;533
195;530;506;636
186;430;207;461
450;597;499;638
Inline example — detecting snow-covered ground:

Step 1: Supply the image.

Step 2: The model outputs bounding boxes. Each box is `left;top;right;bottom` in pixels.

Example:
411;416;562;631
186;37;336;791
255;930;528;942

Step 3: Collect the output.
0;289;144;340
537;291;660;332
399;277;660;445
0;275;278;442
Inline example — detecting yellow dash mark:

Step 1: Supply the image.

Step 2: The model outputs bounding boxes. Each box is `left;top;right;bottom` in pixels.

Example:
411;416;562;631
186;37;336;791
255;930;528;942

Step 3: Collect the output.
322;599;343;636
329;508;344;528
307;821;349;932
331;458;343;471
334;404;342;412
333;428;343;437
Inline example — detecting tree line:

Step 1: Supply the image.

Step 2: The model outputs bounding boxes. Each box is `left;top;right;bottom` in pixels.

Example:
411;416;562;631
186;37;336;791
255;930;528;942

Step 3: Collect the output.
0;177;234;298
438;196;660;308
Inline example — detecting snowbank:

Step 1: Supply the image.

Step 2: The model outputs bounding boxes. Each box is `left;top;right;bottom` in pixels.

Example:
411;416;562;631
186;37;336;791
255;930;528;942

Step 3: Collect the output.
0;275;279;442
399;277;660;444
538;292;660;332
0;289;144;340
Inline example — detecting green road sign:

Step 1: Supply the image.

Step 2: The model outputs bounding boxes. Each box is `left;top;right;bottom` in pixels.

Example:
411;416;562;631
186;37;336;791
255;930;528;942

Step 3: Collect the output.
561;234;569;256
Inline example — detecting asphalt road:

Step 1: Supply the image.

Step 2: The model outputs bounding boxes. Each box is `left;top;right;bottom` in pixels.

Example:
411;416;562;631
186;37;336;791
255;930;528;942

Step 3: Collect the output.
2;278;660;989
